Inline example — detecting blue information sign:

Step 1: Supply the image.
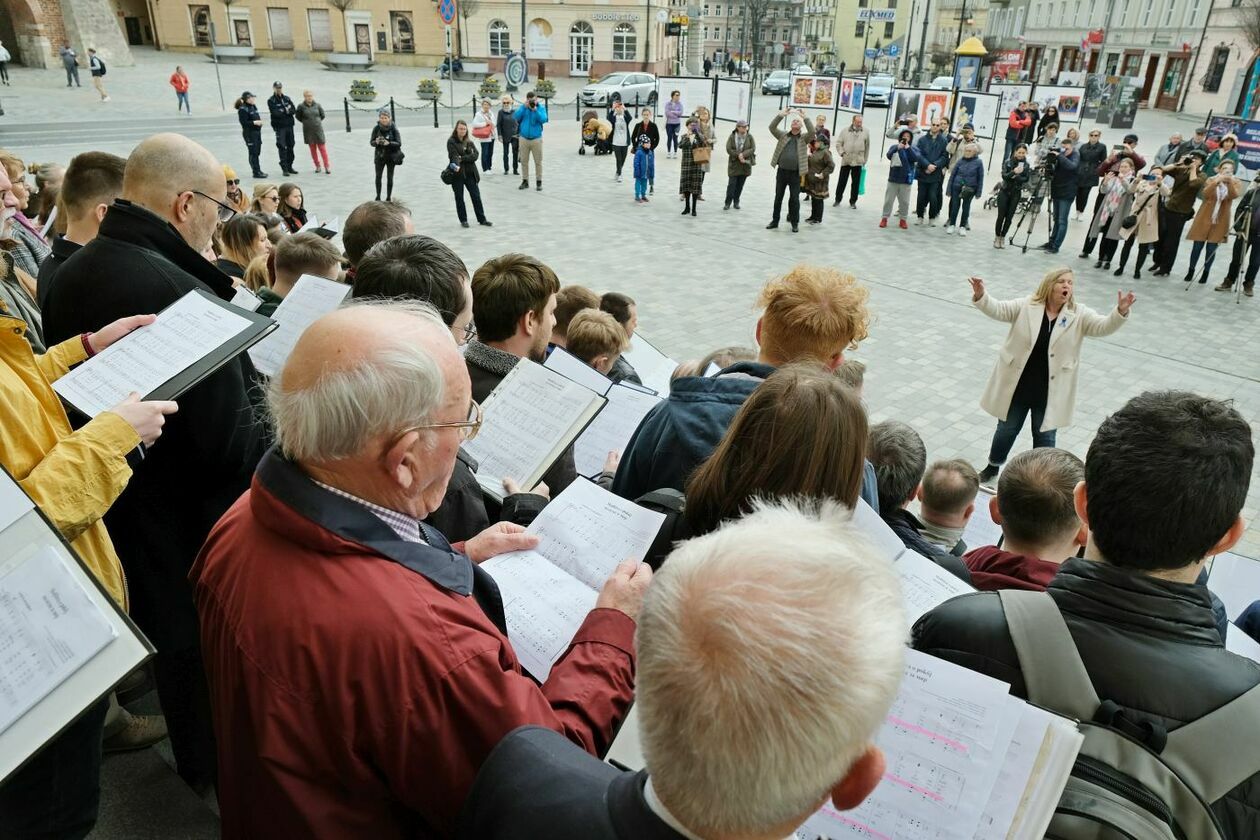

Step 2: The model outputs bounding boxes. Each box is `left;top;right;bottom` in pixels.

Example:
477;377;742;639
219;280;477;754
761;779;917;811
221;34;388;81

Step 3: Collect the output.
864;48;877;59
888;44;901;57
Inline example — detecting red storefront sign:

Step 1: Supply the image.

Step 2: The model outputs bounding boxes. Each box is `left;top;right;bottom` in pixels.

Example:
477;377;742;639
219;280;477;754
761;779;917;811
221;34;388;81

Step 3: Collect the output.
992;49;1023;81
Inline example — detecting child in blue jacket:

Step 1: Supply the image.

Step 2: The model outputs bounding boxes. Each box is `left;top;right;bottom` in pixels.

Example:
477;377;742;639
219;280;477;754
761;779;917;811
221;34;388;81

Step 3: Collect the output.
945;142;986;235
633;133;655;204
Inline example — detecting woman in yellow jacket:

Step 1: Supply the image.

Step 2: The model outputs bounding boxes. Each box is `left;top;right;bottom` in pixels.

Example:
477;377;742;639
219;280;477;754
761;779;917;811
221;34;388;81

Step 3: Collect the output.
0;297;177;839
968;268;1135;487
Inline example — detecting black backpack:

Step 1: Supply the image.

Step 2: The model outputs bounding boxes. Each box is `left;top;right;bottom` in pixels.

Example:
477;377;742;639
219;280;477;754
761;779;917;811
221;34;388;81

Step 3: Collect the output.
1000;590;1260;839
634;489;690;569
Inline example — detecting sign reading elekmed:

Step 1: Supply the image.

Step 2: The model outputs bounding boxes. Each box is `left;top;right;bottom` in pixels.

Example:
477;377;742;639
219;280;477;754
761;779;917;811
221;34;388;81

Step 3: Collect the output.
856;8;896;20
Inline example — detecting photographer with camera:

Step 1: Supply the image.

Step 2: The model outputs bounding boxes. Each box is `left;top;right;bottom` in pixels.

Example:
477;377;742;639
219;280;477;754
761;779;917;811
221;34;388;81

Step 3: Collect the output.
1097;133;1146;176
879;127;925;229
1151;151;1207;276
1037;138;1079;254
993;144;1031;248
1082;158;1137;270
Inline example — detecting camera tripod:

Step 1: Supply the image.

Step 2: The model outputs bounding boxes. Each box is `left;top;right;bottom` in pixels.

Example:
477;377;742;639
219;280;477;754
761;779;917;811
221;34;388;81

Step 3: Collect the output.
1008;168;1054;253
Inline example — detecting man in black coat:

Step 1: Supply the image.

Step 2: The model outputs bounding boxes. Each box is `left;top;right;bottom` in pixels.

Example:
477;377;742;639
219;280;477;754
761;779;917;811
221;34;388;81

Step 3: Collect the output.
41;133;269;790
867;419;973;582
914;391;1260;838
457;502;899;840
267;80;298;175
1073;127;1108;219
461;252;576;495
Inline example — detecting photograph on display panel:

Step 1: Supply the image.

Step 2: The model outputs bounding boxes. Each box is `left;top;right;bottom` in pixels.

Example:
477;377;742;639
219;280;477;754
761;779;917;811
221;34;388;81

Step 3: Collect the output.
992;83;1033;120
714;77;752;122
657;77;714;119
955;91;1001;139
789;74;838;110
1031;86;1085;123
892;90;920;124
919;91;952;126
838;77;866;113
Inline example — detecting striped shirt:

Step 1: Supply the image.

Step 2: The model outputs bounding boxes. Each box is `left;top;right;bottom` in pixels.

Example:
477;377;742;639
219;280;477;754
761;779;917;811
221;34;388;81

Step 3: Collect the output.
314;481;427;545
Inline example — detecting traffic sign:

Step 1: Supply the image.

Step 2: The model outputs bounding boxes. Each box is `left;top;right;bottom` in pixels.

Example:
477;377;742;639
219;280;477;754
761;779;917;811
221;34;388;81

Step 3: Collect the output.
656;9;668;22
864;48;877;59
439;0;457;25
888;44;901;57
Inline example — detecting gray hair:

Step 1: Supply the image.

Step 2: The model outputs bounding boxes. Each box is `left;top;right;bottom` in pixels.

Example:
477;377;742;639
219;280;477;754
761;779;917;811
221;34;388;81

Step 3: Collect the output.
868;419;927;512
637;498;905;836
997;448;1085;546
267;299;449;462
964;141;981;155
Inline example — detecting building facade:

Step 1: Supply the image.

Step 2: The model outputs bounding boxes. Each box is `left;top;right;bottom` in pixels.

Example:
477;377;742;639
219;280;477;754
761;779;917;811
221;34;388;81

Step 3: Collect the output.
699;0;805;70
1181;0;1259;117
1005;0;1210;110
145;0;666;75
1;0;136;69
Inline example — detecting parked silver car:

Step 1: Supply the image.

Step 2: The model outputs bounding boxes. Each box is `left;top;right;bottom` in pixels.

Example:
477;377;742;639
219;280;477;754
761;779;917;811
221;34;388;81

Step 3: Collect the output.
762;70;792;95
579;73;659;107
866;73;895;106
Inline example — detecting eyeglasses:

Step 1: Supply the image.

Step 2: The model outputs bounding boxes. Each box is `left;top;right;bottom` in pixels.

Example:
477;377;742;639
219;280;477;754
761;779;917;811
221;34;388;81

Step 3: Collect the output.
189;190;237;223
459;322;477;344
399;400;483;442
226;179;240;186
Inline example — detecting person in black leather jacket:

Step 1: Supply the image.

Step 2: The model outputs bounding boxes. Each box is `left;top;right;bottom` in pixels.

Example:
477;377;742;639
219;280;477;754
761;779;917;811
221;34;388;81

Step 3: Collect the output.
867;419;972;583
235;91;266;178
446;121;492;228
913;390;1260;838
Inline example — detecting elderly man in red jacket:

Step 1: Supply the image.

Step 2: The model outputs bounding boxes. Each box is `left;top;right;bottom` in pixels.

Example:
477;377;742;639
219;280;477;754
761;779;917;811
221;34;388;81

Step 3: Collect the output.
191;299;649;839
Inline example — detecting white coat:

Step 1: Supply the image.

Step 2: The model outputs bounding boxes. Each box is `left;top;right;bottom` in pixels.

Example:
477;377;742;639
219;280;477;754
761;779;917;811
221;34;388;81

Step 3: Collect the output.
975;292;1128;431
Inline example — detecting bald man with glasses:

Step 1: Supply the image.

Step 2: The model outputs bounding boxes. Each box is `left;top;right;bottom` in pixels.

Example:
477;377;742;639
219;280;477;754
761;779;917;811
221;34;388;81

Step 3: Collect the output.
42;133;270;791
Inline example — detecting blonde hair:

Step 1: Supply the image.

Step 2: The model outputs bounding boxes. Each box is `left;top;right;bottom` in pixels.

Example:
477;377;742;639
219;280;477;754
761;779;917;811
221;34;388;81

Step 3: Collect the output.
243;254;272;292
1031;267;1076;308
250;182;279;212
756;265;871;365
637;499;905;836
565;309;630;365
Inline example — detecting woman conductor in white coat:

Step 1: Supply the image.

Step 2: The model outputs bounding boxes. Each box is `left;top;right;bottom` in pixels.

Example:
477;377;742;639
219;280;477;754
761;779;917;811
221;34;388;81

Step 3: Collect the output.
970;268;1136;487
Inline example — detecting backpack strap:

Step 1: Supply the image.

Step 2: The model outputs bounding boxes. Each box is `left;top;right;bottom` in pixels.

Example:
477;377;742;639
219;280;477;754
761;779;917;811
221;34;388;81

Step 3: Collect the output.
1160;683;1260;803
998;590;1100;721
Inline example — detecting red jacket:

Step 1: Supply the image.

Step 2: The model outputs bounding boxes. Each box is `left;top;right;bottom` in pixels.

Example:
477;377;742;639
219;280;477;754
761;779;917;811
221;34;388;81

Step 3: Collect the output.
1007;110;1032;130
169;72;189;93
963;545;1062;592
191;449;637;839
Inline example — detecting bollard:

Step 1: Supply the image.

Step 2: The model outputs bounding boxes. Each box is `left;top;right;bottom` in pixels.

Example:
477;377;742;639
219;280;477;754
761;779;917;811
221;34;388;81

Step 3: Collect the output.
389;96;396;126
471;95;477;118
433;98;439;128
343;97;351;133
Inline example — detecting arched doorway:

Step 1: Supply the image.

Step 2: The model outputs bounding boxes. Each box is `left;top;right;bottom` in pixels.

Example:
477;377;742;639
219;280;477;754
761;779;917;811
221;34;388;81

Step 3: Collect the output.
190;6;211;46
0;0;46;66
569;21;593;77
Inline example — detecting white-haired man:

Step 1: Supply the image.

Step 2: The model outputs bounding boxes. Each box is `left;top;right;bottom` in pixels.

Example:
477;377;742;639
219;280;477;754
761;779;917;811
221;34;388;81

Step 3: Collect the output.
192;301;650;837
457;499;904;839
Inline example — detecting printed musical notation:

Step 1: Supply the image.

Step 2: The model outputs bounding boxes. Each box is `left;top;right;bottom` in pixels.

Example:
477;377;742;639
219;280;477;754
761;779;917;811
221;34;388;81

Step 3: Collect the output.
573;384;662;479
248;274;350;377
53;291;254;417
0;546;117;734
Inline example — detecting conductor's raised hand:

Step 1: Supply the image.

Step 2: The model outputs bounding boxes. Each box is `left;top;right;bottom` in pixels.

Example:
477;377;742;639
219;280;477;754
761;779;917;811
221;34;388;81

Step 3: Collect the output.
595;558;653;621
1117;290;1137;316
968;276;986;301
109;392;178;446
89;314;156;354
464;521;540;564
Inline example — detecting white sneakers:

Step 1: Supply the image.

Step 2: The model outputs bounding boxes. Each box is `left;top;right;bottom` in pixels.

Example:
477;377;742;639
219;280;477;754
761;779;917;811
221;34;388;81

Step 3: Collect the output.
959;227;969;237
944;225;955;235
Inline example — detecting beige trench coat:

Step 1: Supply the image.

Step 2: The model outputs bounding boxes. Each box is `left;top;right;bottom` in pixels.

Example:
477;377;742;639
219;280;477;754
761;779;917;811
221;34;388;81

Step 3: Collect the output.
1186;175;1244;243
975;292;1128;432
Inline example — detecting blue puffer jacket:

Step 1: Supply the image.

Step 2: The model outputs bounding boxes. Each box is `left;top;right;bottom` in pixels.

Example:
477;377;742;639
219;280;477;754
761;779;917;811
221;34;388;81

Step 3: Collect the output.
633;146;655;180
612;360;881;512
915;132;950;182
948;155;985;197
886;143;921;185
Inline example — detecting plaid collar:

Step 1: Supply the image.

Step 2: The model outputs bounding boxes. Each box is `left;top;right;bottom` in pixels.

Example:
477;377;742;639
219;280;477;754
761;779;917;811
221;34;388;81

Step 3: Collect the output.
313;481;427;545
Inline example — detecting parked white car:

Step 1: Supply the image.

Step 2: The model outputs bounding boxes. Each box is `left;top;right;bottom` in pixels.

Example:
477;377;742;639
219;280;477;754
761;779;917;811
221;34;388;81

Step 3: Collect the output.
579;73;658;107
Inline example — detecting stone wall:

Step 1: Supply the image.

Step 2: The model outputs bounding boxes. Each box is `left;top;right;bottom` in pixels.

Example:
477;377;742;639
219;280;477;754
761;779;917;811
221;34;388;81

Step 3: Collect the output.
0;0;134;67
63;0;134;65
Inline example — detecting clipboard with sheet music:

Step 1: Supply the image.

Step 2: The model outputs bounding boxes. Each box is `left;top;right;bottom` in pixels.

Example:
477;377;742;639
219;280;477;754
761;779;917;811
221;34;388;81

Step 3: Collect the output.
0;467;155;783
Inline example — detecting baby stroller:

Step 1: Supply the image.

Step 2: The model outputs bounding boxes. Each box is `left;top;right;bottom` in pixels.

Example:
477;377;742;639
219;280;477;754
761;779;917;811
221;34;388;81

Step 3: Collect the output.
579;109;613;155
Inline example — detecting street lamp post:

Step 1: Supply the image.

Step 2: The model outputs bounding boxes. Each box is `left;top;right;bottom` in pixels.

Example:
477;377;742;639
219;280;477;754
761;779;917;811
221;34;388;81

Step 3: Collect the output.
915;0;931;82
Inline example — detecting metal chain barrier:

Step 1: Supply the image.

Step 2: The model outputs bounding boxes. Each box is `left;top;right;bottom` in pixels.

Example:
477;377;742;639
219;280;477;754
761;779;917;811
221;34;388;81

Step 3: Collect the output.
341;94;587;131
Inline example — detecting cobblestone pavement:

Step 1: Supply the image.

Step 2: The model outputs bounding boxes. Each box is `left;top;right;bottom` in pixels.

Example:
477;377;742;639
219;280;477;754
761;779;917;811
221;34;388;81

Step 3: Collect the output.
3;49;1257;557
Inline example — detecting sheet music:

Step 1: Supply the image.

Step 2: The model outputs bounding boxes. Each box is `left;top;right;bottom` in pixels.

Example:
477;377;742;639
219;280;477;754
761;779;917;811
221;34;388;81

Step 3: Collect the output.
229;286;263;313
797;650;1020;840
573;384;662;478
620;334;678;396
960;490;1003;552
973;703;1058;839
0;475;34;535
318;215;340;235
463;360;604;499
297;214;319;232
0;545;118;734
851;500;908;564
53;290;254;417
247;274;350;377
893;550;976;630
703;362;721;377
481;480;664;679
544;346;612;395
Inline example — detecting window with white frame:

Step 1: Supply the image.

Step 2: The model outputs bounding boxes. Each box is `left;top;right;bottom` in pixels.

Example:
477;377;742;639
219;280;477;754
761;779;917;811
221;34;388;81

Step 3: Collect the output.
1059;1;1067;23
1140;0;1154;25
1163;0;1177;24
1188;0;1202;24
488;19;510;56
1013;7;1025;35
613;22;635;59
1119;0;1131;23
1072;0;1081;23
716;4;722;15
